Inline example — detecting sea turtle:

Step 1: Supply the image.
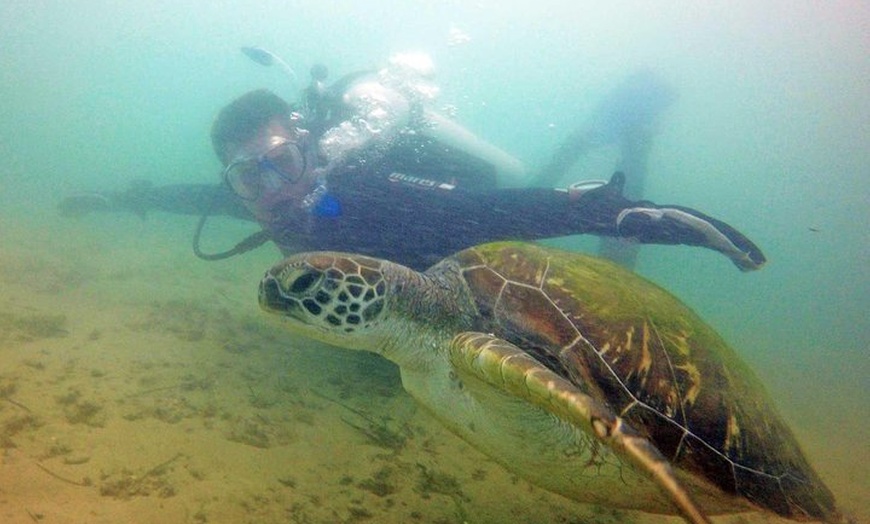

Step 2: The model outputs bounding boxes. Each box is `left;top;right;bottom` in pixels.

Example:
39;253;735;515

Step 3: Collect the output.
258;241;841;523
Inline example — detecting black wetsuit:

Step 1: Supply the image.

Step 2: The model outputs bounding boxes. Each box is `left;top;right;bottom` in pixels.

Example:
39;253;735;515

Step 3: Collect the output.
270;171;622;271
126;132;763;271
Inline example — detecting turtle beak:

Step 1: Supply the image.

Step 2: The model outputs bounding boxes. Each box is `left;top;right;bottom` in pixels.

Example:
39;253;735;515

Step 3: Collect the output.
259;272;302;318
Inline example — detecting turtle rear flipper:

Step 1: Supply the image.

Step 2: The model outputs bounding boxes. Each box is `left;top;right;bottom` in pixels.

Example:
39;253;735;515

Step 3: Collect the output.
448;331;711;524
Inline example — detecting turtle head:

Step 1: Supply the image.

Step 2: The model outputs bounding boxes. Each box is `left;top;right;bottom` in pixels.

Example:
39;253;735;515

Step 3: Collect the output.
259;252;392;348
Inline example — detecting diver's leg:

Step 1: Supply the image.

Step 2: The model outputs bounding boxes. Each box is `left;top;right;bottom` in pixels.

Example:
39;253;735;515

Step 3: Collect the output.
535;128;592;188
598;126;653;268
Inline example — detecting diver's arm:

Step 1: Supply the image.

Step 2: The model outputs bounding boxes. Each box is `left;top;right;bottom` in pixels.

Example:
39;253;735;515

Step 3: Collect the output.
437;174;765;271
345;170;765;271
59;183;255;221
420;110;528;187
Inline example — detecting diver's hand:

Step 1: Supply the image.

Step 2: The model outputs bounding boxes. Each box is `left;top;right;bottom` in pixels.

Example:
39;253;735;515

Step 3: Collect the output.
59;180;153;219
58;192;112;218
616;205;767;271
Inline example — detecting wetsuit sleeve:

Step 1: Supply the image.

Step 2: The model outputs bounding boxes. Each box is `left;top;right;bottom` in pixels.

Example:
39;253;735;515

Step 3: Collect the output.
59;183;254;221
325;170;765;271
131;184;253;220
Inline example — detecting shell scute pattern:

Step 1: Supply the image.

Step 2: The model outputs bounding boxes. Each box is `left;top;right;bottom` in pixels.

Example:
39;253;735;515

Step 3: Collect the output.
452;243;836;516
458;246;730;436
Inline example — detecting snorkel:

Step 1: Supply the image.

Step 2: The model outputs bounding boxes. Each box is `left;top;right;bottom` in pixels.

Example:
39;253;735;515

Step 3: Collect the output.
241;46;300;88
241;46;334;125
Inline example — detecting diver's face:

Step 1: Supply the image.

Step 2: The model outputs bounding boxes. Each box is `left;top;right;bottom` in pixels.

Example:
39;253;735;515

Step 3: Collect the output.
223;118;314;222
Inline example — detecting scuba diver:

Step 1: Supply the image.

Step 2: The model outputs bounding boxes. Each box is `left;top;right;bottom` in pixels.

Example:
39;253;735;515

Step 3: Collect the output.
59;50;765;272
537;69;679;269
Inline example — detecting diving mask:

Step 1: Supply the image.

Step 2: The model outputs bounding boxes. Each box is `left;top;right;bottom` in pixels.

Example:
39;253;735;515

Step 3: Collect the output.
222;135;309;201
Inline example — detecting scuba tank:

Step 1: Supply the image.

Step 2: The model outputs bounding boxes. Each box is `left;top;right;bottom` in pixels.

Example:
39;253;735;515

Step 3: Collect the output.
245;46;529;187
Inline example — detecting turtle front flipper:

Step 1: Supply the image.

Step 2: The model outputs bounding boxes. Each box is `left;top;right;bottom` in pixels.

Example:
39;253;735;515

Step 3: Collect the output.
449;331;712;524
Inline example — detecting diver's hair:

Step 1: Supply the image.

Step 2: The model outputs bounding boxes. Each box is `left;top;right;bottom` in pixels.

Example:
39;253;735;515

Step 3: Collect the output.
210;89;292;165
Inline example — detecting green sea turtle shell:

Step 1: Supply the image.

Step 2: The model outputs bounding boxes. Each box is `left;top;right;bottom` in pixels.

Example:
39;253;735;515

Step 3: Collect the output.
451;242;836;519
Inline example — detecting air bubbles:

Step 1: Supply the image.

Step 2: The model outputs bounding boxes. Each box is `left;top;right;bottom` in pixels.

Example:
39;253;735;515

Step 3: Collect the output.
447;26;472;48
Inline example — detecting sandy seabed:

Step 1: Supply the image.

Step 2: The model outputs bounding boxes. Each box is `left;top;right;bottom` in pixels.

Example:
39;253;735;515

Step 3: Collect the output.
0;214;866;524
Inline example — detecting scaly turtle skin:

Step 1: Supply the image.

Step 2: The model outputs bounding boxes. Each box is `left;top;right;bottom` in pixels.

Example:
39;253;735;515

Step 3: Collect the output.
258;241;841;523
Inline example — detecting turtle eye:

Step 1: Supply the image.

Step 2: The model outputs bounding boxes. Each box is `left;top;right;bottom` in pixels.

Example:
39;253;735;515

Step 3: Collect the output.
288;269;322;295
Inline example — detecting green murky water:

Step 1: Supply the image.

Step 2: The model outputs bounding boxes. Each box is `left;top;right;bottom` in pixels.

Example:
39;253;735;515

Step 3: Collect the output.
1;2;866;522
